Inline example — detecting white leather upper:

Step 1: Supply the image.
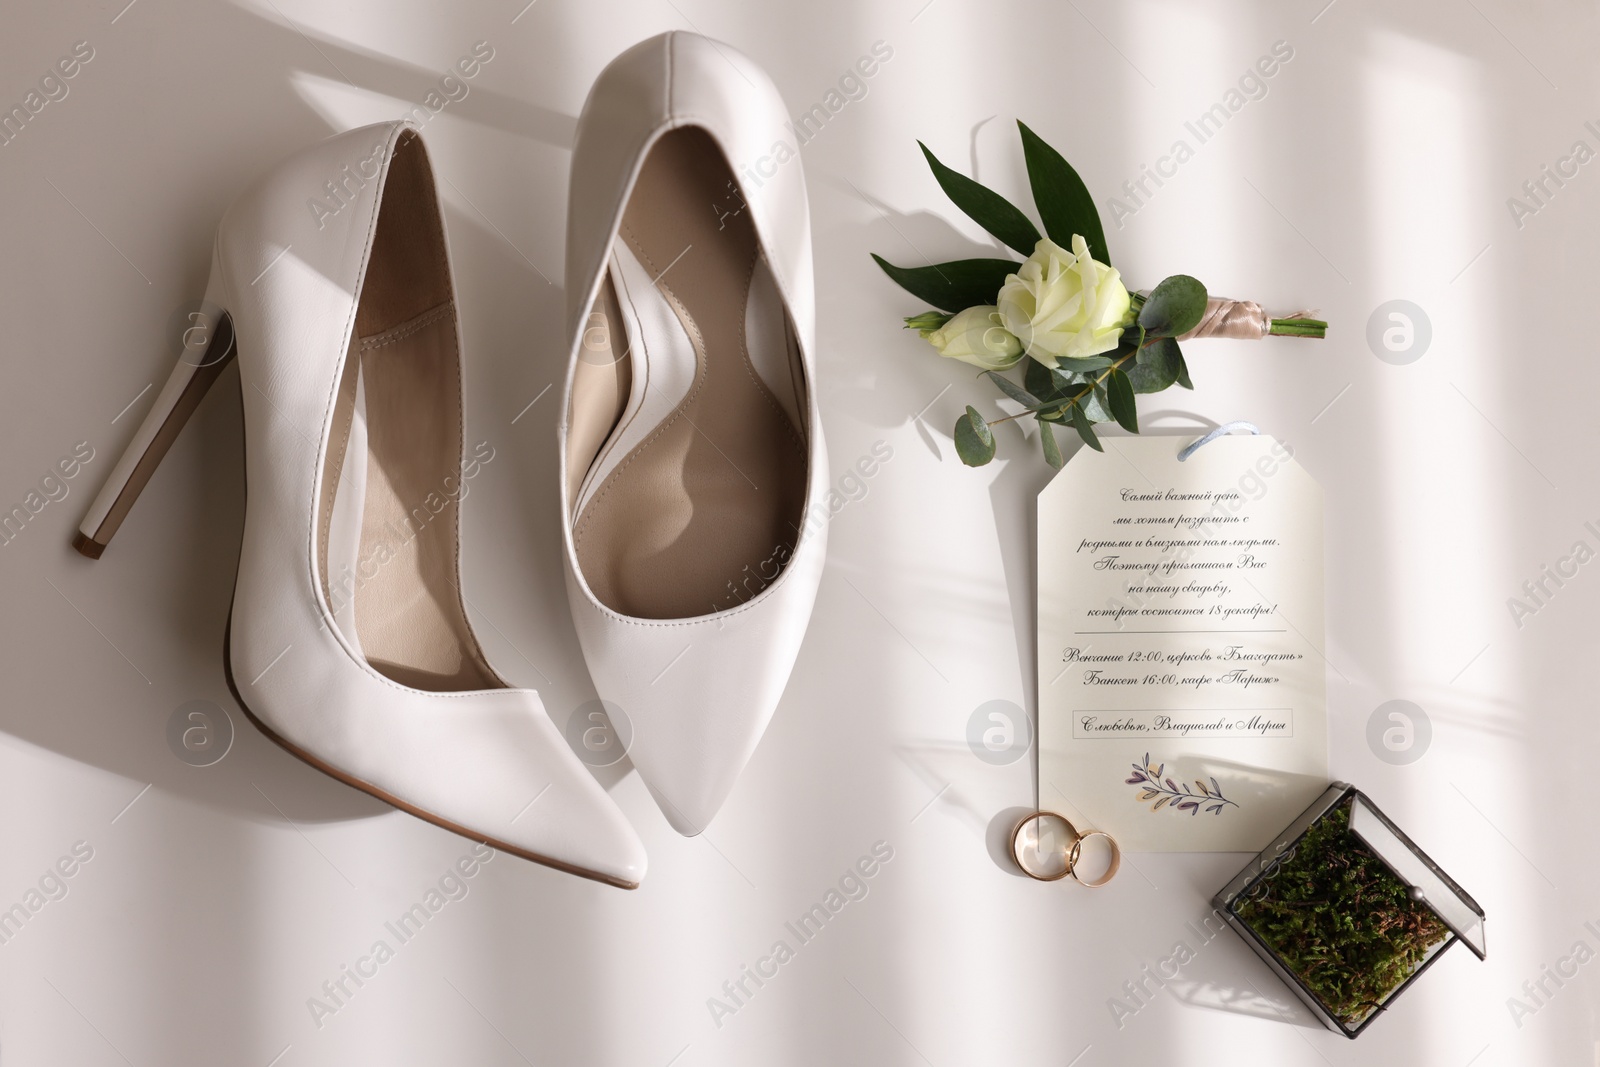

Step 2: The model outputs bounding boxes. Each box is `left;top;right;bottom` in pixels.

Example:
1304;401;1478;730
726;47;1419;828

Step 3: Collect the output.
559;33;828;836
218;121;645;886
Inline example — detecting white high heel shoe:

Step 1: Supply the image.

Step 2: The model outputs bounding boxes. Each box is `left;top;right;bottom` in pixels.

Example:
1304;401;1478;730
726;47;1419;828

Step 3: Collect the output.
560;33;827;835
76;122;646;888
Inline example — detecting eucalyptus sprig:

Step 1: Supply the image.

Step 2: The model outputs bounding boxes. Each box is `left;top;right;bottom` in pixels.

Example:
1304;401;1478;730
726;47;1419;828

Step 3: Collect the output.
873;120;1326;469
954;274;1208;464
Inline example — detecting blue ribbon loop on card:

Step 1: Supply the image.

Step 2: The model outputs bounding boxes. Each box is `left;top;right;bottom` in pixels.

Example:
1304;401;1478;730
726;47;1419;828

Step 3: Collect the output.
1178;421;1260;461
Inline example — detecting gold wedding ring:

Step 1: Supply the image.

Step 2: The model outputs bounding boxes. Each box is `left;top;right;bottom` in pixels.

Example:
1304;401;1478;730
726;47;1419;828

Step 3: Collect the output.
1068;829;1122;888
1011;811;1078;880
1010;810;1121;887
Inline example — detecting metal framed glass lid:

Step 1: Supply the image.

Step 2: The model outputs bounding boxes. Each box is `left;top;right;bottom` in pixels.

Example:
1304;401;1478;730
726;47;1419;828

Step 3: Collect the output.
1347;791;1487;959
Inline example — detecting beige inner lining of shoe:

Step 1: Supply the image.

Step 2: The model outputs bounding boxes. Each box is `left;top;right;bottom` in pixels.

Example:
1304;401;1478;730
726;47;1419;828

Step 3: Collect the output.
318;130;499;692
570;127;808;620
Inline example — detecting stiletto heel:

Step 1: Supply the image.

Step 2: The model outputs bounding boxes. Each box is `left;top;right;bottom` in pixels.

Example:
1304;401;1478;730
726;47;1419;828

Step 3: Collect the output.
73;258;236;559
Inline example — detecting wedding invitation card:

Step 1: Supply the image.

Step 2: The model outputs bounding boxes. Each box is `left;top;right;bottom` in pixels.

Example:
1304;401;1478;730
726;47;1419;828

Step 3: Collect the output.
1037;435;1328;852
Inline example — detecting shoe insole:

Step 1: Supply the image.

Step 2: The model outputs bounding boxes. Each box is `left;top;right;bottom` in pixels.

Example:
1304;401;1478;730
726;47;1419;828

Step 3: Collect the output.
318;131;497;693
573;127;807;620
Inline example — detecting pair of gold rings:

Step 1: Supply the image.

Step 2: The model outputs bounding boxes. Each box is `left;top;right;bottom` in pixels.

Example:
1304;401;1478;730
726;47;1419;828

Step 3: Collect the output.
1010;811;1121;888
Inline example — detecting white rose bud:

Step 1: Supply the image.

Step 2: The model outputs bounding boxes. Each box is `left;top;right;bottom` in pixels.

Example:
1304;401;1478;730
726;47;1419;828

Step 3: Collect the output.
925;306;1024;371
997;235;1130;367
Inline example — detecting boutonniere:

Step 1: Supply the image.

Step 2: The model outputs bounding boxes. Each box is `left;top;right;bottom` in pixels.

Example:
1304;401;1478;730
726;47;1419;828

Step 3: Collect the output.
873;121;1325;467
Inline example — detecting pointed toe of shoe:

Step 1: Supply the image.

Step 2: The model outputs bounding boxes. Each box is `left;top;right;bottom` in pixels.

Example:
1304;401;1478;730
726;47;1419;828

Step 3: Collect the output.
240;656;649;887
564;538;824;837
397;691;650;888
493;725;649;886
510;773;648;887
628;685;757;839
642;780;712;838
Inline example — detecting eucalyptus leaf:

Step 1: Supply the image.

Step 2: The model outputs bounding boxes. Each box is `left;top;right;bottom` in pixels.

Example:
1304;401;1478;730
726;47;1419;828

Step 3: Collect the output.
871;255;1021;314
1138;275;1208;337
1074;390;1112;423
1086;385;1113;423
918;141;1041;257
1017;121;1111;266
1106;367;1139;432
1024;360;1080;404
1039;387;1079;421
1020;397;1080;416
1052;354;1115;373
1039;418;1064;468
984;370;1041;407
1023;358;1058;401
954;405;996;466
1173;341;1194;389
980;370;1076;416
1126;335;1179;394
1071;403;1103;451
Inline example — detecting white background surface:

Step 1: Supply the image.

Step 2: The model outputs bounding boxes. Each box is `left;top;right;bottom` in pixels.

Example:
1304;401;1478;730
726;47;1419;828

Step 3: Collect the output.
0;0;1595;1064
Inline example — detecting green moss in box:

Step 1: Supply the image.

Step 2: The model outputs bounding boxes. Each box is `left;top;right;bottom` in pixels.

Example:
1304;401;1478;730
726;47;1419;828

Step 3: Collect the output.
1233;799;1450;1028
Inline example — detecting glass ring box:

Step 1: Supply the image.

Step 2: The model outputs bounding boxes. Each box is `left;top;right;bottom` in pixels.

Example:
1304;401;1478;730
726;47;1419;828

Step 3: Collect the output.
1213;783;1486;1038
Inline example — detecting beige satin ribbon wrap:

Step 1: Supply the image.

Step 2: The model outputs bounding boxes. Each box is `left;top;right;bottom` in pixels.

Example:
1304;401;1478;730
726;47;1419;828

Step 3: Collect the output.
1170;297;1319;340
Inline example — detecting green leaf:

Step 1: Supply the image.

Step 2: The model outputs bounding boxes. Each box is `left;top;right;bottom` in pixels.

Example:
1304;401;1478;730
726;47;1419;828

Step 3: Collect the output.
1023;359;1074;403
1173;341;1194;389
1070;403;1102;451
1106;367;1138;432
1076;385;1112;423
1052;354;1115;373
983;370;1041;408
919;141;1042;257
1039;418;1064;468
996;394;1078;417
1018;121;1111;266
1138;275;1208;337
954;405;996;466
1024;362;1097;422
1126;335;1179;394
871;254;1020;314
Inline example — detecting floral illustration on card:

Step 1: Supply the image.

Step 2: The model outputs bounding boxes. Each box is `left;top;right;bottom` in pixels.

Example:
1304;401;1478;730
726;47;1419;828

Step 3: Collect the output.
1126;753;1238;815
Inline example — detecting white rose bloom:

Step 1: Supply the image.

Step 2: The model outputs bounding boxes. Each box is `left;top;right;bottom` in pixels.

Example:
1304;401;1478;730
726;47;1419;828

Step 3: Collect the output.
997;235;1130;367
925;305;1024;371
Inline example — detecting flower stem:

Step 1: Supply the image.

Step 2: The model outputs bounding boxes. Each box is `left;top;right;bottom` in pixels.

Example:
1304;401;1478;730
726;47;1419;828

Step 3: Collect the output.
1269;317;1327;338
989;338;1149;427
